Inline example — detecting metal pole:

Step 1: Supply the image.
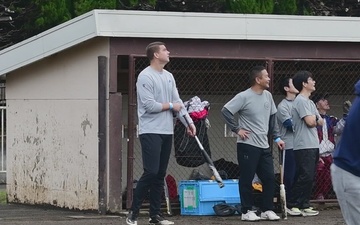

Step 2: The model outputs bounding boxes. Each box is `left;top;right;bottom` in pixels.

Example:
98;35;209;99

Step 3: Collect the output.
98;56;107;214
126;55;136;209
1;107;4;171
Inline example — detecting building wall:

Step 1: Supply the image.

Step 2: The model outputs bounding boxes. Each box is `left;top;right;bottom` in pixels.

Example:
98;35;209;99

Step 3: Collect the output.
6;38;109;210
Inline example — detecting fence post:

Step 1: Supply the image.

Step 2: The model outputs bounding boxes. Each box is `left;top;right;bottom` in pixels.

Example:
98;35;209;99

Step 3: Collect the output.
98;56;107;215
126;55;136;209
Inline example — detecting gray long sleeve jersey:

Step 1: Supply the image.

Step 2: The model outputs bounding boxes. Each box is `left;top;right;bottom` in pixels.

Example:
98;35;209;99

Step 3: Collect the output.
136;66;193;135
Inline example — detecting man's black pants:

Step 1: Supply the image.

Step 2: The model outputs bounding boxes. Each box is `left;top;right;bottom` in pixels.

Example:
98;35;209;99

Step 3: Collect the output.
288;148;319;209
130;133;173;217
237;143;275;213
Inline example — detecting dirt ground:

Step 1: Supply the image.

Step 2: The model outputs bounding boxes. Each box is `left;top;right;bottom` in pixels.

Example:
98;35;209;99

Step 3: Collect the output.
131;205;346;225
0;202;346;225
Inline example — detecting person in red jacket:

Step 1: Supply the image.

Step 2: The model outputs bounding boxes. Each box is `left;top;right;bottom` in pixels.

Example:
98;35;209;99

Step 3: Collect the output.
311;93;350;200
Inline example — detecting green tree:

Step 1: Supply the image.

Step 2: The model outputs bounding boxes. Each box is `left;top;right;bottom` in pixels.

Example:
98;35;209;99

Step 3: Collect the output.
257;0;274;14
33;0;72;29
227;0;274;14
0;0;39;49
274;0;297;15
73;0;117;16
118;0;157;10
227;0;258;14
2;0;360;50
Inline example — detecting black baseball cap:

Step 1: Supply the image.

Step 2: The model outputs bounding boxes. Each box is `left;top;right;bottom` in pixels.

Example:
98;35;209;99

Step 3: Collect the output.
311;92;330;104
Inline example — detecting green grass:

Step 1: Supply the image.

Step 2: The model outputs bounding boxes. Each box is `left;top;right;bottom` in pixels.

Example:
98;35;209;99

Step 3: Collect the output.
0;191;6;204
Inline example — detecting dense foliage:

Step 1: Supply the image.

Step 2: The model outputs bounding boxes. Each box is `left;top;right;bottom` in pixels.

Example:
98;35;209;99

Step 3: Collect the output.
1;0;360;50
0;0;118;49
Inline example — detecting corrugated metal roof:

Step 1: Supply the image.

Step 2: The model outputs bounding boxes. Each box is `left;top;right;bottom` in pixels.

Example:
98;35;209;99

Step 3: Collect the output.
1;9;360;75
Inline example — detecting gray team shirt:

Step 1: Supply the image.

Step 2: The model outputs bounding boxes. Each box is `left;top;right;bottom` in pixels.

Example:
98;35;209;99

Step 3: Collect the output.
276;99;294;150
136;66;191;135
292;94;320;150
224;88;277;148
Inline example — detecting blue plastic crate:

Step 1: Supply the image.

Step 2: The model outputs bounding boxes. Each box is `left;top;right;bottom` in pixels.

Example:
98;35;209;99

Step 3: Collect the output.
179;179;240;216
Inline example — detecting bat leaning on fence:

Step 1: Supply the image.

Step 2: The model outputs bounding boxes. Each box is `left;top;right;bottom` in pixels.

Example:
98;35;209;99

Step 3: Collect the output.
163;177;173;216
279;149;287;220
183;115;224;188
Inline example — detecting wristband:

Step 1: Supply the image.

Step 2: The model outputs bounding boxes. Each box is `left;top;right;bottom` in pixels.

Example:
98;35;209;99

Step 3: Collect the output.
169;102;173;110
274;137;281;143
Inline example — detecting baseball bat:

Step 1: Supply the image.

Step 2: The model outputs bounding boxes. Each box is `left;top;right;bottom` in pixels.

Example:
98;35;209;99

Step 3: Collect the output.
163;177;173;216
279;149;287;220
183;115;224;188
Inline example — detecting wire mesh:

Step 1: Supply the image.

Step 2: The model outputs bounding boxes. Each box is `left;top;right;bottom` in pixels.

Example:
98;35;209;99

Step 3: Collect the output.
125;56;360;210
273;60;360;201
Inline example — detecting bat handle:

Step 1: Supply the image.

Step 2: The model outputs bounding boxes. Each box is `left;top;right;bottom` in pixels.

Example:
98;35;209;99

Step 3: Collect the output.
194;136;204;149
183;115;191;127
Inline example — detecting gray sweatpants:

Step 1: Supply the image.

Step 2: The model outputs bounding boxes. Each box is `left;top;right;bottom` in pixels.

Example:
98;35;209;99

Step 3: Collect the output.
331;164;360;225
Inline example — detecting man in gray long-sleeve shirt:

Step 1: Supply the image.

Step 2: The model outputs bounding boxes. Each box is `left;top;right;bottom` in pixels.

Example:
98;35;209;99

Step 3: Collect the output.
221;66;285;222
126;42;196;225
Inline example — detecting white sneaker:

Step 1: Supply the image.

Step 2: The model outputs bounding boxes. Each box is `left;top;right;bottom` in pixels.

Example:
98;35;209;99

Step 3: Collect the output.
149;214;174;225
286;207;302;216
301;208;319;217
241;210;261;221
126;217;137;225
260;210;280;221
126;211;137;225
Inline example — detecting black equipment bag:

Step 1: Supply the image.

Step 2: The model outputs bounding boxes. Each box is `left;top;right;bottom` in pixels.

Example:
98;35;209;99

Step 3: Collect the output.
174;119;211;167
213;203;237;216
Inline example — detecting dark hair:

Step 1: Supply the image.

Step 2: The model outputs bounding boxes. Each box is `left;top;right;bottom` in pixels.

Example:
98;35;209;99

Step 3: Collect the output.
279;77;291;96
146;42;165;61
249;66;266;86
292;70;313;93
311;92;329;104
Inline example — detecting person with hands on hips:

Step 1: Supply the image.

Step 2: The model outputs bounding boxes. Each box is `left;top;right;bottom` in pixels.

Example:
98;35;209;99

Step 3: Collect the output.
237;128;285;150
126;41;196;225
221;66;283;222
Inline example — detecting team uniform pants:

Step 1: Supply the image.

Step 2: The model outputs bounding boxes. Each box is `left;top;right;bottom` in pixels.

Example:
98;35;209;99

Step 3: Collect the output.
283;148;296;201
237;143;275;213
130;134;173;217
288;148;319;209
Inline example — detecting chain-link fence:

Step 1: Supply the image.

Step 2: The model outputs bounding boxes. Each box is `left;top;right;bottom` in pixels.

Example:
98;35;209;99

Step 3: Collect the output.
124;56;360;210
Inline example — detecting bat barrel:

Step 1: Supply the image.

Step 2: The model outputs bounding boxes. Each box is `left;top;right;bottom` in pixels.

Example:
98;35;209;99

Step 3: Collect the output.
183;115;224;188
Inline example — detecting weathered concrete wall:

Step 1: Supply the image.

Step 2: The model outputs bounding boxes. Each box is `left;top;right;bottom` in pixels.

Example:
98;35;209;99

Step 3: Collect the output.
6;38;109;210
